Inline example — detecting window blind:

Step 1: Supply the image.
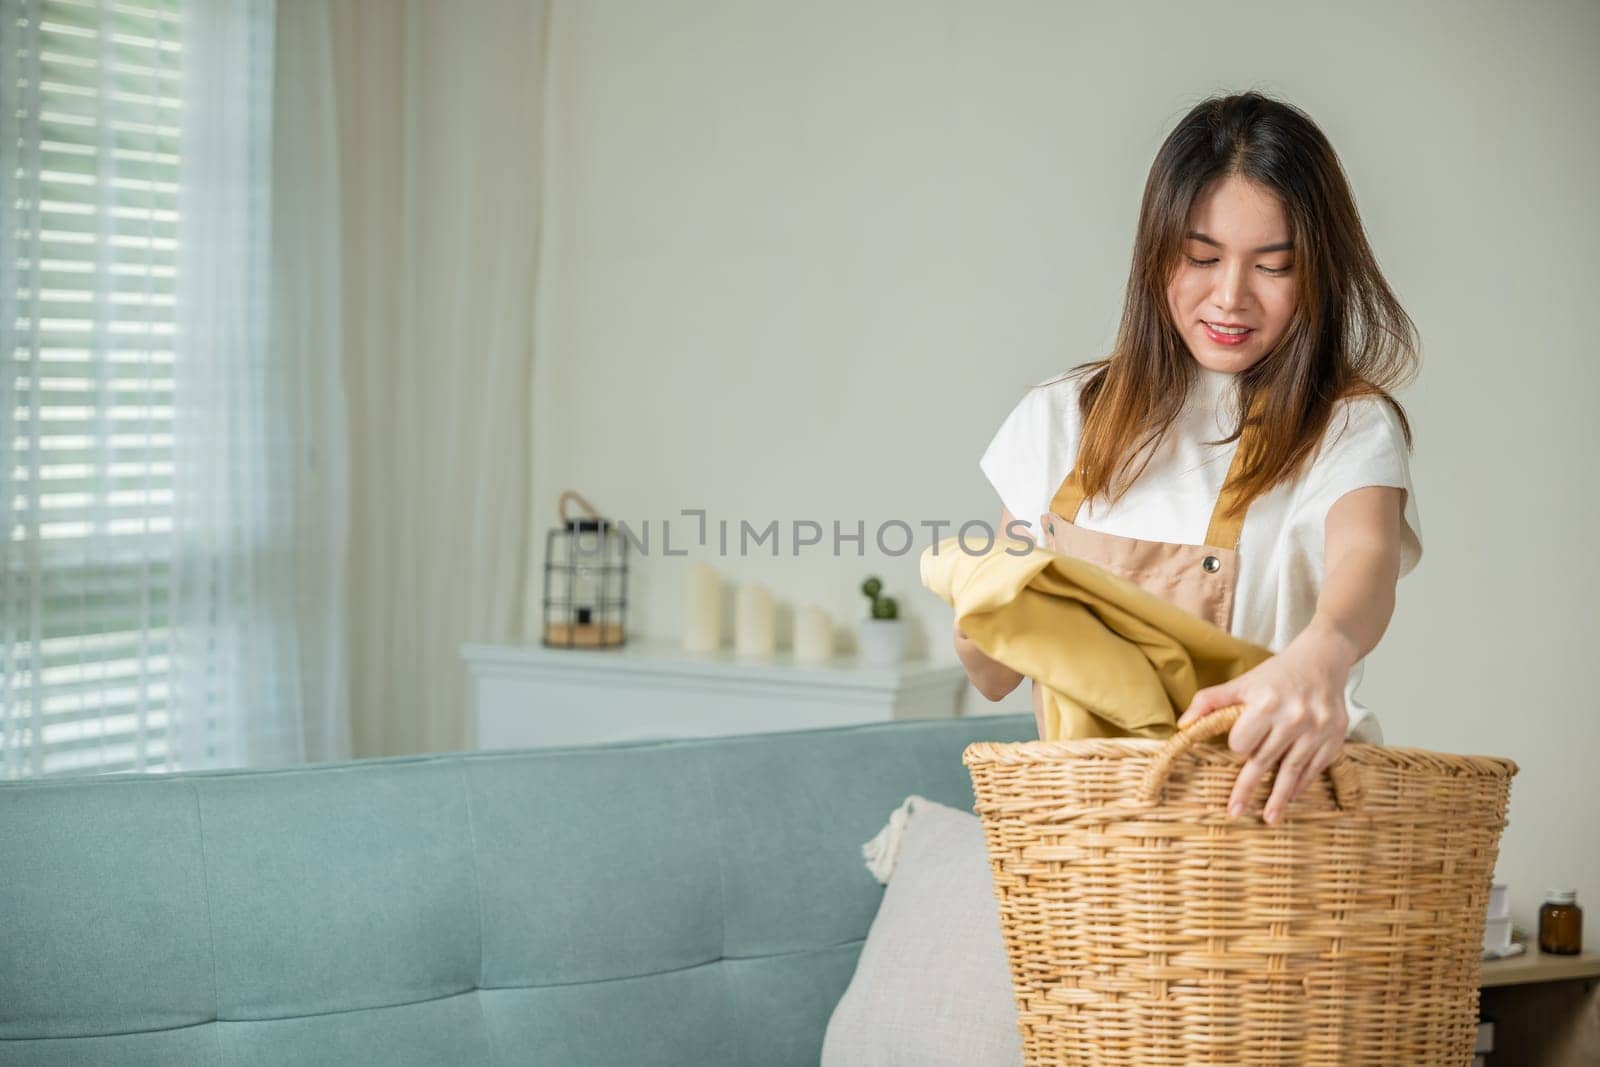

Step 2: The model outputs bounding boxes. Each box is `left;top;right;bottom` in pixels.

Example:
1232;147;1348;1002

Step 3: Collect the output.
2;0;184;777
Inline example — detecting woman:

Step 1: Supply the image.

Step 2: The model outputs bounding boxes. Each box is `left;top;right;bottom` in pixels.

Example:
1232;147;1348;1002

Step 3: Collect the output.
955;91;1423;827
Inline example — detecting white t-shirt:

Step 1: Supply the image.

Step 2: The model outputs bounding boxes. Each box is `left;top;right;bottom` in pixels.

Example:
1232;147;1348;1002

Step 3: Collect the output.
978;363;1423;745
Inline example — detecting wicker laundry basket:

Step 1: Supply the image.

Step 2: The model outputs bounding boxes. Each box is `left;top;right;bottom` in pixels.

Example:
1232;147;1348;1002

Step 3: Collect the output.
963;704;1518;1067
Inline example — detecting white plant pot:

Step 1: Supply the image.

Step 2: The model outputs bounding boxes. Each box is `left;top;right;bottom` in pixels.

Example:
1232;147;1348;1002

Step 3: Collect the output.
857;618;906;668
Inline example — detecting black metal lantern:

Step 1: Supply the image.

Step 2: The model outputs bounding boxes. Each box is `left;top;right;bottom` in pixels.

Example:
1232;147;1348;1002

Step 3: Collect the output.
542;490;628;649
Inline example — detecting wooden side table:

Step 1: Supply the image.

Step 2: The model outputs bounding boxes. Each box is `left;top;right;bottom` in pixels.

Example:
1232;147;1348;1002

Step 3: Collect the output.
463;639;971;751
1477;946;1600;1064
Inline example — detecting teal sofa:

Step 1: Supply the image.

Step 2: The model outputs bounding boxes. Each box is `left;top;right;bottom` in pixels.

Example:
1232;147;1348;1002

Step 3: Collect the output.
0;713;1035;1065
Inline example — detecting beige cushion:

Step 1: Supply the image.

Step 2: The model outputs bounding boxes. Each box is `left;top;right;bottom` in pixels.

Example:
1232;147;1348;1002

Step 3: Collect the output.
820;796;1024;1066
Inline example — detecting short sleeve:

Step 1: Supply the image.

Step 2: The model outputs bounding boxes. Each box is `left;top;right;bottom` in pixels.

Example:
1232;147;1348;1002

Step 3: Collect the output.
978;387;1051;537
1290;397;1423;580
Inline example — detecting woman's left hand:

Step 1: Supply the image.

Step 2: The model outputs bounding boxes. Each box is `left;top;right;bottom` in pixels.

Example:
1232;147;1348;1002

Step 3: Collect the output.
1175;634;1355;825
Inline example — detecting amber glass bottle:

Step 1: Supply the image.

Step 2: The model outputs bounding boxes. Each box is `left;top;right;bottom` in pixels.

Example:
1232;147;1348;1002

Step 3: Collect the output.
1538;890;1582;955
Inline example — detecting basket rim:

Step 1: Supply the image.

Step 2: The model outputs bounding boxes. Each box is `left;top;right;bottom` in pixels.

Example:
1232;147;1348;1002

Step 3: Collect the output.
962;737;1519;778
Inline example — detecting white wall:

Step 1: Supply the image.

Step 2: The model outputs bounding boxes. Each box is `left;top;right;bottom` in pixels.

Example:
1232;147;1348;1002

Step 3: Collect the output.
529;0;1599;938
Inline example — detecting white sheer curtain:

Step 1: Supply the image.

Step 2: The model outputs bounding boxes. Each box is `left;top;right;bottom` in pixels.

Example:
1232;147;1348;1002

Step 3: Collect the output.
327;0;547;757
3;0;545;775
0;0;349;777
205;0;548;765
271;0;351;767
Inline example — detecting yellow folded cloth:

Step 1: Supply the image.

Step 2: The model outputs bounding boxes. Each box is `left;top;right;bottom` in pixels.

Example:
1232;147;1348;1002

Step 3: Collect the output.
921;535;1273;741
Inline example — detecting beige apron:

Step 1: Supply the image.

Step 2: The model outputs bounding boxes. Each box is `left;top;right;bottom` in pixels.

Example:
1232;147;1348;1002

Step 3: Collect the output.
1025;395;1263;735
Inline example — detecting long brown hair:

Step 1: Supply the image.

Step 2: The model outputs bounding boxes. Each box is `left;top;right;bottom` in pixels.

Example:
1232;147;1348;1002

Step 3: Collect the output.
1069;91;1418;520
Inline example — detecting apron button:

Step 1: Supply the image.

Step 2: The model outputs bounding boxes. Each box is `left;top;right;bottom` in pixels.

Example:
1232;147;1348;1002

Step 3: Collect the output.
1202;555;1220;573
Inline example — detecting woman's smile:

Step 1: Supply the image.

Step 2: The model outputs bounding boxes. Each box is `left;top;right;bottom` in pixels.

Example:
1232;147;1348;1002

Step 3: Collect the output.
1202;320;1254;345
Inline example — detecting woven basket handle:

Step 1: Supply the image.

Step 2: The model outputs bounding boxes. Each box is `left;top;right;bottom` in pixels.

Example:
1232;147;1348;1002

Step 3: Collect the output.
1135;703;1365;814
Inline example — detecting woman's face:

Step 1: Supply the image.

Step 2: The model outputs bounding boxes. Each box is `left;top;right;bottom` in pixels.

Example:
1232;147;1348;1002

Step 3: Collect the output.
1166;174;1297;374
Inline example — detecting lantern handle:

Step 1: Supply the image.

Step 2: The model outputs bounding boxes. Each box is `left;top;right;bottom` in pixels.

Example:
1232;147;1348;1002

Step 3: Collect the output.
558;490;604;525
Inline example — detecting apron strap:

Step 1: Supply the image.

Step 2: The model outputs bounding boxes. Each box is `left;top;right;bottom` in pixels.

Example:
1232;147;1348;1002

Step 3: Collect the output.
1202;420;1255;551
1047;389;1263;552
1045;470;1091;533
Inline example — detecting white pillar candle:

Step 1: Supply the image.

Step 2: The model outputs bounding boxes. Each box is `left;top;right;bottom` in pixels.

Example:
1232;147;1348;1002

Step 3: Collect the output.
682;563;722;653
793;604;833;664
734;583;776;659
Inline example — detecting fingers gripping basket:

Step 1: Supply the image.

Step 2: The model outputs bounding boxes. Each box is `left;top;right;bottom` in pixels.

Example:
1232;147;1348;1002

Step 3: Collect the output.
962;705;1518;1066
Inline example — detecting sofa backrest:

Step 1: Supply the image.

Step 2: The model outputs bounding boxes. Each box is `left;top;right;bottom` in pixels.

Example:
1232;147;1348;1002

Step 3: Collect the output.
0;713;1034;1066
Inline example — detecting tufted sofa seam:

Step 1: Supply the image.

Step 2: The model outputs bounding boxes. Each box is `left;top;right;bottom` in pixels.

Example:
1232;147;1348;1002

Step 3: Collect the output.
698;755;730;963
457;760;495;1065
697;750;737;1064
188;780;228;1064
0;940;878;1046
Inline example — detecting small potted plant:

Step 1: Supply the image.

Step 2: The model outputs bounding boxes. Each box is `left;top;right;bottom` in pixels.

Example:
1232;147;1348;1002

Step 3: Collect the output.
857;575;905;668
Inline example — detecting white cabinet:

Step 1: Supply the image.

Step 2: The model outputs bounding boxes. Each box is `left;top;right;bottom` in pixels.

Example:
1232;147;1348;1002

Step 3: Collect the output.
464;639;971;750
